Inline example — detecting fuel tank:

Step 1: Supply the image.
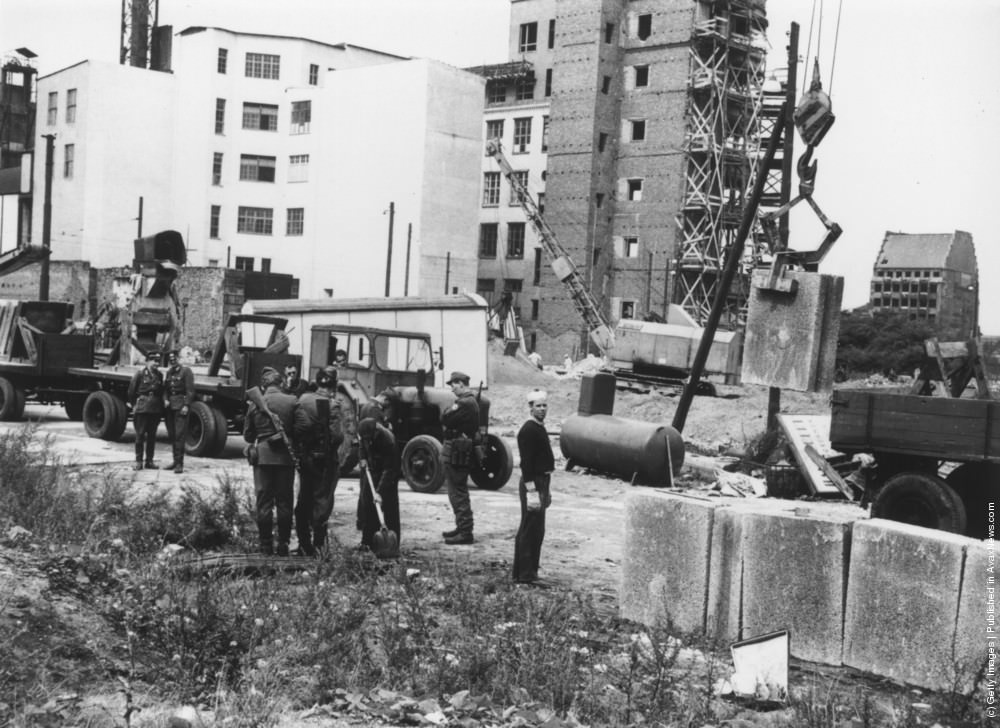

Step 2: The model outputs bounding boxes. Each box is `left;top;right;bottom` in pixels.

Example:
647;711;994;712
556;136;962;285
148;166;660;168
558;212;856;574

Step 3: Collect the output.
560;414;685;486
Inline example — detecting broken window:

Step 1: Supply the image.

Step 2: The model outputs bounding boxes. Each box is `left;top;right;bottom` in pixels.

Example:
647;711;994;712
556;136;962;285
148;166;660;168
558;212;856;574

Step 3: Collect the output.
242;102;278;131
245;52;280;79
239;154;276;182
637;14;652;40
627;178;643;201
621;301;636;319
483;172;501;206
237;207;273;235
519;22;538;52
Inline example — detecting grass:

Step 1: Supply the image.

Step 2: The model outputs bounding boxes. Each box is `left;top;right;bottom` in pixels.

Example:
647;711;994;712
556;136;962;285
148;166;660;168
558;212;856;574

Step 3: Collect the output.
0;423;991;727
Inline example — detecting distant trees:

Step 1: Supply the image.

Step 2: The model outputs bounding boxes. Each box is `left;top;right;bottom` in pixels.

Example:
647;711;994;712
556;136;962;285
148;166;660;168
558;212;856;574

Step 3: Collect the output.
835;308;935;379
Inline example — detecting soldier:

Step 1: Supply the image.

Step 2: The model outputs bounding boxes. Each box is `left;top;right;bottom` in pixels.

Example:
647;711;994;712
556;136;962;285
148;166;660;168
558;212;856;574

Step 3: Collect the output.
127;350;164;470
356;417;400;553
282;363;308;397
514;389;554;584
292;365;344;555
162;349;195;473
244;367;298;556
440;371;479;545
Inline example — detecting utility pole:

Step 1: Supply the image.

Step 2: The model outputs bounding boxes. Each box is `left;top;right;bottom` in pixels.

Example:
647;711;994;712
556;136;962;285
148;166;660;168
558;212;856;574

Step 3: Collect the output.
384;201;395;297
403;222;412;296
40;134;55;302
137;196;144;238
444;252;450;295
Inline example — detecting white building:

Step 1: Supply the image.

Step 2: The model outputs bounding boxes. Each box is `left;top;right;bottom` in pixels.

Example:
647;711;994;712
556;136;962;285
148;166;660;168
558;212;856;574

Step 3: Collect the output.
32;27;485;298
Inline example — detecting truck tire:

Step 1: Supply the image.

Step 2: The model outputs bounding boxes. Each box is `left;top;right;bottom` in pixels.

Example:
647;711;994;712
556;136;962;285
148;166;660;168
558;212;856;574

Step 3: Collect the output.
64;395;86;422
207;405;229;457
947;464;1000;539
471;433;513;490
83;391;127;441
0;377;24;421
872;471;967;535
185;401;220;457
401;435;445;493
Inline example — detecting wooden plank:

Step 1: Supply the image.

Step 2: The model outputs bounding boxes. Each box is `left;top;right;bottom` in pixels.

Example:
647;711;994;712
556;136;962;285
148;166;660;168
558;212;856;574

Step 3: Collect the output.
777;414;843;496
804;444;856;500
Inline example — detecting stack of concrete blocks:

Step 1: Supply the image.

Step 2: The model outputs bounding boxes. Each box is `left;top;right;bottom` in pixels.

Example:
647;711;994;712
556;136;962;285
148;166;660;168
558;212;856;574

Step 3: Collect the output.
621;490;990;692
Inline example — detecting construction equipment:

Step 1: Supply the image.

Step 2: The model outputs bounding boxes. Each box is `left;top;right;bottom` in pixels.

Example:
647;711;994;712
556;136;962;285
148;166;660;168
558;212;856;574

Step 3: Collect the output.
485;139;614;353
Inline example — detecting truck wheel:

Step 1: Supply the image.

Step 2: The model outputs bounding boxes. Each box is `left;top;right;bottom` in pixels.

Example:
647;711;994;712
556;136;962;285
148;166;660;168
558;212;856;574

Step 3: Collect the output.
402;435;445;493
947;464;1000;539
0;377;24;421
185;402;219;457
207;405;229;457
83;391;127;441
872;472;968;534
471;433;513;490
64;395;85;422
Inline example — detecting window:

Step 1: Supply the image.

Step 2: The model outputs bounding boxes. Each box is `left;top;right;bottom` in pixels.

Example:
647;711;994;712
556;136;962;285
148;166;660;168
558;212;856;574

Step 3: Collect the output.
483;172;501;206
637;14;652;40
242;102;278;131
604;22;615;43
215;98;226;134
531;299;539;320
237;207;273;235
513;117;532;153
486;81;506;104
630;119;646;141
479;223;498;257
486;119;504;145
541;115;550;151
209;205;221;238
235;256;254;271
288;154;309;183
627;178;643;201
533;249;542;285
515;76;535;101
624;236;639;258
621;301;635;319
309;63;319;85
65;88;77;123
509;171;528;205
47;92;57;125
63;143;74;178
504;278;523;293
519;22;538;52
595;192;604;208
261;258;272;273
548;19;556;48
212;152;223;185
290;100;311;134
544;68;553;97
634;64;649;88
245;52;280;79
507;223;526;259
598;132;608;152
601;75;611;94
239;154;276;182
286;208;304;236
217;48;228;73
537;193;545;216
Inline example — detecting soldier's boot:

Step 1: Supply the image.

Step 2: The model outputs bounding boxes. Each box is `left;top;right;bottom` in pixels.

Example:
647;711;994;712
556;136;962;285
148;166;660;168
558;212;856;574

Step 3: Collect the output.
276;542;290;557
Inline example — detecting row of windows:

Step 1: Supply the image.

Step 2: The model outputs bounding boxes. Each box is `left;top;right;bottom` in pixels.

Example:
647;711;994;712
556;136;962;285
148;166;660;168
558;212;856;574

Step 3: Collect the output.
46;88;77;125
872;297;939;311
208;205;305;238
479;223;527;259
517;12;653;54
212;152;310;185
482;171;642;208
874;269;942;279
486;60;649;106
214;99;313;135
872;281;939;294
485;116;549;155
233;255;273;273
216;49;320;85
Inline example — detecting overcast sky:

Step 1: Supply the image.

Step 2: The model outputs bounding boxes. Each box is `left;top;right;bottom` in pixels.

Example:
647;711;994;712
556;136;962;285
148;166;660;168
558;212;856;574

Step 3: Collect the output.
3;0;999;334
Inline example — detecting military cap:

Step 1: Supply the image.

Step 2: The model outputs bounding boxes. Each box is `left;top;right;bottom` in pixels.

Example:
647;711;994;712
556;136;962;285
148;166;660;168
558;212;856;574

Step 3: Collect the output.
447;371;471;385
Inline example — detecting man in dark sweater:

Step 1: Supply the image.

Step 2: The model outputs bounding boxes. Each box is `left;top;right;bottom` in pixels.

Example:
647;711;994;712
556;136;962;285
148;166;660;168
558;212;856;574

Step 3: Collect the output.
514;389;554;584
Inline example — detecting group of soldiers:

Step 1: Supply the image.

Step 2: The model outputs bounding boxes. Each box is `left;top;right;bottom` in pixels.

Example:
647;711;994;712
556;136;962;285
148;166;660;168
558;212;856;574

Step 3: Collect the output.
126;349;196;473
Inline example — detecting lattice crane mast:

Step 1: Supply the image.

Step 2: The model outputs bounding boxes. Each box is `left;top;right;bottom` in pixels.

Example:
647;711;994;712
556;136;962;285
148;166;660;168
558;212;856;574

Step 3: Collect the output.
485;139;614;353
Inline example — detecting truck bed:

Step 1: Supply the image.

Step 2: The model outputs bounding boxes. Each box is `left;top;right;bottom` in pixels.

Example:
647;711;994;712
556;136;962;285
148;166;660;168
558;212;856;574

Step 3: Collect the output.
829;388;1000;464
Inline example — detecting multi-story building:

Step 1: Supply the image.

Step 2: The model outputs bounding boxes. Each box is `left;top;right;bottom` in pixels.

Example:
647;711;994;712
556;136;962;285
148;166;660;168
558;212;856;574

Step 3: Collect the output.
869;230;979;340
0;48;37;252
32;27;485;301
472;0;769;360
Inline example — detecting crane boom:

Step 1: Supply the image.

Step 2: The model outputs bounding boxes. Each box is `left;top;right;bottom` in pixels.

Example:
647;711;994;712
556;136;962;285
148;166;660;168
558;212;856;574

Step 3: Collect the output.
485;139;614;353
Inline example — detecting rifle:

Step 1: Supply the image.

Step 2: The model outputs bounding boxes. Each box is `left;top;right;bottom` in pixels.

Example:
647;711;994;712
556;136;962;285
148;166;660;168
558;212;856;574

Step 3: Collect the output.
246;386;300;469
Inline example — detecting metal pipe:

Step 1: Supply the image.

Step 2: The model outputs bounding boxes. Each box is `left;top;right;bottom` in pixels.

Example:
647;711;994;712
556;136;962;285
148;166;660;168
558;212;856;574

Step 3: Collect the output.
384;201;394;297
40;133;55;301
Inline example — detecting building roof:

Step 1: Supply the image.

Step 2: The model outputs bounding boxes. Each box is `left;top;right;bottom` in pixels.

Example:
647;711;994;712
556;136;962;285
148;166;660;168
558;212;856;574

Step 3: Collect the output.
176;26;409;60
875;232;956;269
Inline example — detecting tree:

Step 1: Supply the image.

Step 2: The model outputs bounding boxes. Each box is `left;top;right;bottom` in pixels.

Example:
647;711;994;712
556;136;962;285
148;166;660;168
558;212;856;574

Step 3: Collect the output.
836;309;935;379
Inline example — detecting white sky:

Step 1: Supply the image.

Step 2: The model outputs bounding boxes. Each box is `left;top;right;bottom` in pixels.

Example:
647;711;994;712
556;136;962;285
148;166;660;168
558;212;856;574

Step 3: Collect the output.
3;0;999;334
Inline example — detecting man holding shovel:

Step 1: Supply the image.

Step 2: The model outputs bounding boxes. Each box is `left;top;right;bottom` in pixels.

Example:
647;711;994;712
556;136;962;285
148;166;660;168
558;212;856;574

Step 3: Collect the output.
356;417;400;557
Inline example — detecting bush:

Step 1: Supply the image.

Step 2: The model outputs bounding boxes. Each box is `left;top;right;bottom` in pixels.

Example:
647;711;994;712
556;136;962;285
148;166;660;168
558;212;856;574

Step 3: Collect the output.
837;310;935;379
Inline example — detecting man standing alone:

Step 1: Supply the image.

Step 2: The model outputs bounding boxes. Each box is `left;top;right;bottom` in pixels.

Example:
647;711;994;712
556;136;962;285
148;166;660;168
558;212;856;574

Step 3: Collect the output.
163;350;195;473
514;389;554;584
128;350;164;470
441;371;479;545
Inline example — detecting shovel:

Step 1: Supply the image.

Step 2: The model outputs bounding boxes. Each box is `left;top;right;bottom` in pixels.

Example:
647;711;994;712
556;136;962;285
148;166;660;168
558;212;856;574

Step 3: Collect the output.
362;463;399;559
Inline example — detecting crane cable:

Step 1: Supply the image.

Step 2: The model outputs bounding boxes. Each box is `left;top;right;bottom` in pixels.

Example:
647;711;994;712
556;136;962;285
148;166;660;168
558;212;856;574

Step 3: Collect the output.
802;0;845;95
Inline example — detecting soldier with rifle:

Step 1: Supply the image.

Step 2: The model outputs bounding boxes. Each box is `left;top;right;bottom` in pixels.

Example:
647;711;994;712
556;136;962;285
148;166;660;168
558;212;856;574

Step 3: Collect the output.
292;365;344;555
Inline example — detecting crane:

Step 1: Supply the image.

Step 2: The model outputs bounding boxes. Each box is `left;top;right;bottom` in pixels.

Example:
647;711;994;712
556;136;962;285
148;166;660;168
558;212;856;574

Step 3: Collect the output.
485;139;614;353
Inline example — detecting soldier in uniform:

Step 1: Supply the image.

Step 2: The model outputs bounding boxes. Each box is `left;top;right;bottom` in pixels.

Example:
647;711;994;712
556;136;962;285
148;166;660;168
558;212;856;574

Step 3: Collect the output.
356;417;400;552
440;371;479;545
162;349;195;473
292;365;344;555
243;367;298;556
127;350;164;470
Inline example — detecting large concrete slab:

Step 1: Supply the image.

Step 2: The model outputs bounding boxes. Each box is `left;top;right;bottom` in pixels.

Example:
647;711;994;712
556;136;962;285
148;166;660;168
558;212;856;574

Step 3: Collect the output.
955;539;996;695
620;491;719;633
844;519;969;690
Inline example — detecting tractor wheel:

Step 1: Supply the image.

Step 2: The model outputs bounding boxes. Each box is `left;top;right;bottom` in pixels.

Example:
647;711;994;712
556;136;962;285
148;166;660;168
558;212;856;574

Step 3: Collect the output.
83;391;127;441
185;401;220;457
872;471;967;535
64;395;86;422
471;433;514;490
207;405;230;457
947;463;1000;539
0;377;24;421
401;435;445;493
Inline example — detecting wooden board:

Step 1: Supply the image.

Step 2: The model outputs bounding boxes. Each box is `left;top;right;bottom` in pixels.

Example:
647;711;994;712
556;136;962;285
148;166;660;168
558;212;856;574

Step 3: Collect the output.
776;414;844;497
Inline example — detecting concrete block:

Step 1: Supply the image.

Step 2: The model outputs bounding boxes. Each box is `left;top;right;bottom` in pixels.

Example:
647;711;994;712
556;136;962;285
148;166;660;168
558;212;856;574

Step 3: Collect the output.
706;506;743;643
620;491;719;633
955;539;996;694
844;519;968;690
741;510;852;665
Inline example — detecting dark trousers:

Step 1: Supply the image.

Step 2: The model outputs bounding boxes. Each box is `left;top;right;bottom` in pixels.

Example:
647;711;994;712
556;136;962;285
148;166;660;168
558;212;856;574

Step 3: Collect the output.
295;456;339;551
358;466;400;548
445;464;474;535
253;464;295;551
513;474;551;582
163;408;187;465
133;412;160;462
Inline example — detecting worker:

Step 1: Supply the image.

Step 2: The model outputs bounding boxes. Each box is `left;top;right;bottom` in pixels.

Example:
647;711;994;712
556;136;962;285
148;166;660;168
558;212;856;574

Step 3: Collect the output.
440;371;479;545
243;366;298;556
333;349;348;368
292;365;344;555
359;388;398;429
514;389;554;584
356;417;400;552
282;363;308;397
127;349;164;470
162;349;195;474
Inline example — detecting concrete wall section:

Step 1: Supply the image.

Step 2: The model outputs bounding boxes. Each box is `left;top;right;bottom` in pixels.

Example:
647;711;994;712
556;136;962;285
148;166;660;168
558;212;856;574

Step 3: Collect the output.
955;538;995;695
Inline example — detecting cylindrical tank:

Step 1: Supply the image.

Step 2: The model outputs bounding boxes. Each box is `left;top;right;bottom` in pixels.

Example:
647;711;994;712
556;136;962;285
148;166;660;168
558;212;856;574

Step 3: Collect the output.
577;371;616;416
560;414;685;486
